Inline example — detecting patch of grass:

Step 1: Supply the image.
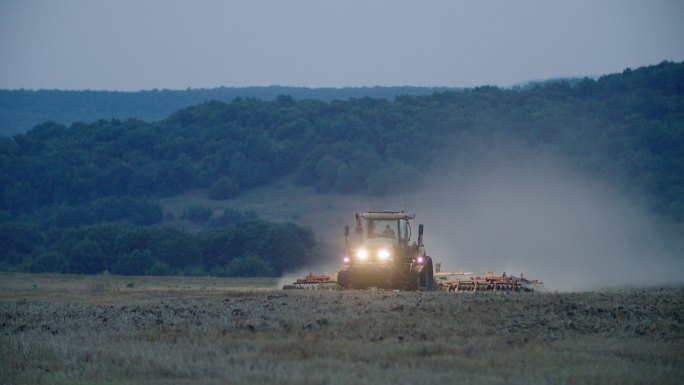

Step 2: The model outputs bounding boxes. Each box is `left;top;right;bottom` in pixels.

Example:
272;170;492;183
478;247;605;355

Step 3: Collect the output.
155;177;421;252
0;274;682;385
0;272;278;301
87;273;117;294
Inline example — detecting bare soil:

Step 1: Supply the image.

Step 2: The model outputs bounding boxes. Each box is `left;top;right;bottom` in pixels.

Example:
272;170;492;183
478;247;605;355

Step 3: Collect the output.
1;273;682;385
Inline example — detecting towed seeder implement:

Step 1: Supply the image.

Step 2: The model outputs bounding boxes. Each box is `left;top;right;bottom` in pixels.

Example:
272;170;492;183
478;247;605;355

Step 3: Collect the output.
282;273;339;290
284;270;543;292
435;271;543;292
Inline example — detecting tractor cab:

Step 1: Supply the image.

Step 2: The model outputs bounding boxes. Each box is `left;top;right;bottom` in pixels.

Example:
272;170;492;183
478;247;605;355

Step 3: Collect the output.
360;211;413;246
343;211;418;266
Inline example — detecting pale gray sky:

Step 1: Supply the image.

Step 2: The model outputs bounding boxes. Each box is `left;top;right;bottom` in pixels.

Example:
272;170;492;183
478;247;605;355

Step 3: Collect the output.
1;0;683;91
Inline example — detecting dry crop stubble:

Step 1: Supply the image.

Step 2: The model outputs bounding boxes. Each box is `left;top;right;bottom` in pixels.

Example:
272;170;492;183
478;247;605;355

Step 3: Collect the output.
1;274;683;385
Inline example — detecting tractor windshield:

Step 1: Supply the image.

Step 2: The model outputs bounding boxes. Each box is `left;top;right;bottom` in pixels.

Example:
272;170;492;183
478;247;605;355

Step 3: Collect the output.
367;219;400;240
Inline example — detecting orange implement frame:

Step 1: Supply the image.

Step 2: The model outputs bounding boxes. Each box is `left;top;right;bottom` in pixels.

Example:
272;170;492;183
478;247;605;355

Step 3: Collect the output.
435;271;542;292
294;274;335;284
283;273;338;290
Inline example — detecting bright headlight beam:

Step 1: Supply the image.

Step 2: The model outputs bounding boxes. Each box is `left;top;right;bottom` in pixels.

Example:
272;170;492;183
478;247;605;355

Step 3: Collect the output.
356;249;368;259
378;249;390;260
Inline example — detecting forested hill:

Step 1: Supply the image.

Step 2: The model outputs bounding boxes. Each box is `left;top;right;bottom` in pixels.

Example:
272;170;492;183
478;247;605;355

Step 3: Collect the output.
1;61;682;276
4;61;682;217
0;86;453;137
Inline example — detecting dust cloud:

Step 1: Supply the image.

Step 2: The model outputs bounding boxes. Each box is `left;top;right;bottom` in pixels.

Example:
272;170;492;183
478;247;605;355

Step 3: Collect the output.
415;148;684;291
281;142;683;291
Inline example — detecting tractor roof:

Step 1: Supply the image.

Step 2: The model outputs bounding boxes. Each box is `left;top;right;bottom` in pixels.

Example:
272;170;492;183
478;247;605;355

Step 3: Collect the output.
359;211;415;220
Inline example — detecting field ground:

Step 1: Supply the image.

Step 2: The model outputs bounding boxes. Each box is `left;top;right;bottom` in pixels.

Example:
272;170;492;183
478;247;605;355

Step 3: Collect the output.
1;273;683;385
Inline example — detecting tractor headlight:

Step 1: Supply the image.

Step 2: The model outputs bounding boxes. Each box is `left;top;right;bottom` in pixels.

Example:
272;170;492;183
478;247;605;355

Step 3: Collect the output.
377;249;391;261
343;256;350;264
356;249;368;260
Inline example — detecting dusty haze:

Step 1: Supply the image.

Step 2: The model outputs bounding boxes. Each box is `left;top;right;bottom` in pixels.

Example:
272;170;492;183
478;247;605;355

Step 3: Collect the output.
286;143;684;292
415;146;684;291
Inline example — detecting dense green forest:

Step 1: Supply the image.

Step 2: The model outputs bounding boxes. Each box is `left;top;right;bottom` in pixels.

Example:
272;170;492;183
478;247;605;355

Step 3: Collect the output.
3;219;315;277
1;61;682;275
0;86;453;136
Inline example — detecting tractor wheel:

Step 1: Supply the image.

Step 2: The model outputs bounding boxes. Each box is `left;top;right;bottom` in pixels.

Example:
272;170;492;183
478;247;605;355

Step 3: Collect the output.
337;269;352;289
402;271;421;291
418;258;434;291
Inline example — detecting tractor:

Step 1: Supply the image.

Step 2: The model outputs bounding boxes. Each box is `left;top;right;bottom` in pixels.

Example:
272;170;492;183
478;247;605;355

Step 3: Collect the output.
336;210;434;291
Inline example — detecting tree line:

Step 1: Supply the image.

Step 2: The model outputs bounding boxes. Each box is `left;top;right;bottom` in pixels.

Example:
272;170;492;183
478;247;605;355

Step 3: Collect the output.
2;219;316;277
0;86;452;136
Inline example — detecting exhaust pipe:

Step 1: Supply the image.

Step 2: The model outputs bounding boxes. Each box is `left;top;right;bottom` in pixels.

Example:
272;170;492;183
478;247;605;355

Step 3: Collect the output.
418;224;424;246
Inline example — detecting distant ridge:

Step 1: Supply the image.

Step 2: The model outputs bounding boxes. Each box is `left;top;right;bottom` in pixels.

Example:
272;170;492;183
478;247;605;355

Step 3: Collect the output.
508;76;596;90
0;86;455;136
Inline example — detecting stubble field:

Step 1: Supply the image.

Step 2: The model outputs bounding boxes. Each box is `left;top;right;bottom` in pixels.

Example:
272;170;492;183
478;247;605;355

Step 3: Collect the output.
1;273;682;385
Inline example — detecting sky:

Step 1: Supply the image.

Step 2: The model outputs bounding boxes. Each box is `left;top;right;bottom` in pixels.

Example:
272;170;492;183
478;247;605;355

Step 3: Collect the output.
1;0;683;91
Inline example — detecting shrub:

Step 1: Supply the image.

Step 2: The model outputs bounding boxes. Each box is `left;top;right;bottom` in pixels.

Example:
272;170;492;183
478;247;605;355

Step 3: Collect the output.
210;208;245;227
181;265;208;276
243;210;259;220
224;255;275;277
148;260;171;276
181;205;213;224
128;199;164;225
22;250;67;273
208;177;240;200
111;249;156;275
